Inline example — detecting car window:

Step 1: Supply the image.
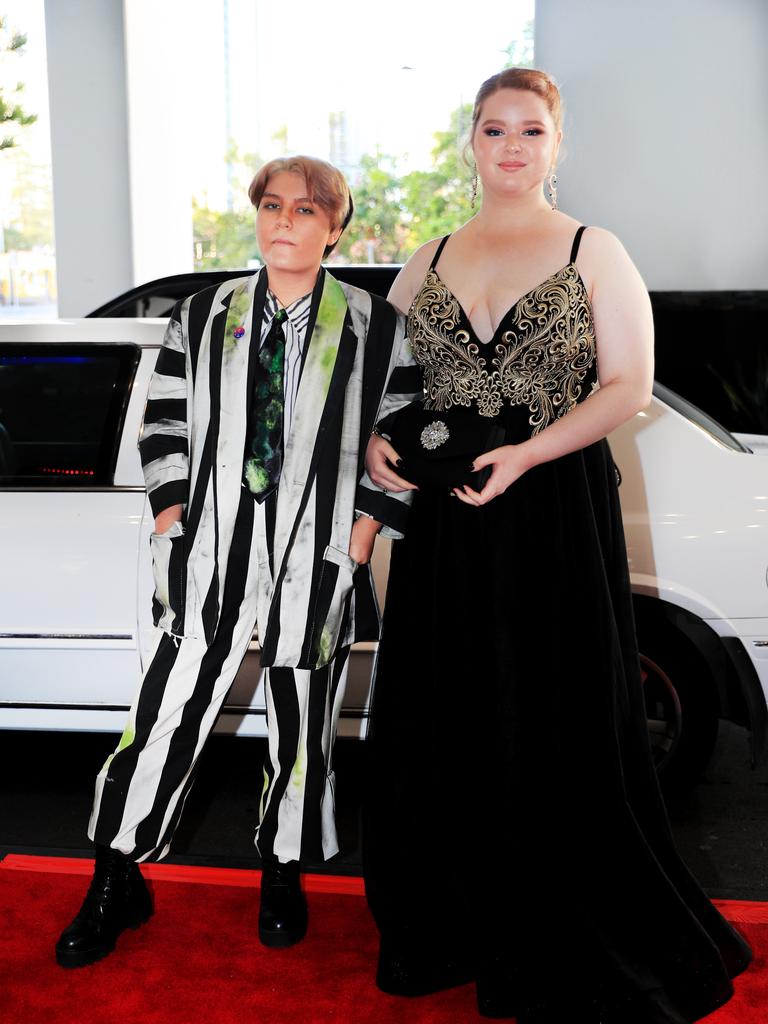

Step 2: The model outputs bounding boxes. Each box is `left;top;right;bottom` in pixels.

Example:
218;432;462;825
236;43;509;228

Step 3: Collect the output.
653;382;750;453
116;294;180;318
651;290;768;437
0;344;140;487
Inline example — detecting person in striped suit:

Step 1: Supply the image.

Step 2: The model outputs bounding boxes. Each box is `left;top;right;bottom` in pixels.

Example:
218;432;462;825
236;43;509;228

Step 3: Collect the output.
55;156;420;968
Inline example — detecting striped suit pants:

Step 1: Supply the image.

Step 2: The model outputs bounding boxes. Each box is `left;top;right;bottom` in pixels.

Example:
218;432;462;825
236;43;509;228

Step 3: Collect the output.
88;489;351;864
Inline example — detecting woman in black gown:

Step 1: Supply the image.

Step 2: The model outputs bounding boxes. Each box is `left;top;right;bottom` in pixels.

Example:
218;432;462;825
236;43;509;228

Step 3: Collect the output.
360;68;752;1022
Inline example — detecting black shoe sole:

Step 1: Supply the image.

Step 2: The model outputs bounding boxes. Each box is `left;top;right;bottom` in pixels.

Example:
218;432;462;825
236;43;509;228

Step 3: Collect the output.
258;920;307;949
55;910;153;969
56;939;116;969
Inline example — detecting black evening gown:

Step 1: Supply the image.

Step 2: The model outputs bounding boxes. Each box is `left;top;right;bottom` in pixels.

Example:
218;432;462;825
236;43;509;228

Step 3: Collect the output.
363;229;751;1023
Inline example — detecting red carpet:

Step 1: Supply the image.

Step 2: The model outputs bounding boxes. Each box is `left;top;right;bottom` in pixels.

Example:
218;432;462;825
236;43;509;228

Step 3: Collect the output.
0;854;765;1024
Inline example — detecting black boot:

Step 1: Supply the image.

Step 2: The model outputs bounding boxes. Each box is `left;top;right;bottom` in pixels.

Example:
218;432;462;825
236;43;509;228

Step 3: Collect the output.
55;845;153;968
258;860;307;948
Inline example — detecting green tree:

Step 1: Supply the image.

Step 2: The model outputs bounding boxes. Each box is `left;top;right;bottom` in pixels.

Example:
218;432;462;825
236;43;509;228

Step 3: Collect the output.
337;33;535;263
271;124;288;156
401;102;474;248
333;152;408;264
0;15;36;151
336;103;475;263
193;201;259;270
193;145;262;270
2;150;53;249
503;22;535;68
194;37;531;268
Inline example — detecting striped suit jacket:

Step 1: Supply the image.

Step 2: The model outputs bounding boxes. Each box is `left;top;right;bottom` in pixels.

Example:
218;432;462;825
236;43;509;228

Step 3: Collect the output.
139;267;421;669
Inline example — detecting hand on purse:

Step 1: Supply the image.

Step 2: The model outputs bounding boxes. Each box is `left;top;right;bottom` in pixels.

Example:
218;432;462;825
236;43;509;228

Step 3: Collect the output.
452;444;531;506
366;434;419;493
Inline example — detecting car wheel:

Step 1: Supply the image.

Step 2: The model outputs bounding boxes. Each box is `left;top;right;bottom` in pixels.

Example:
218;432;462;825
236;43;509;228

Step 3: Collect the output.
638;630;720;795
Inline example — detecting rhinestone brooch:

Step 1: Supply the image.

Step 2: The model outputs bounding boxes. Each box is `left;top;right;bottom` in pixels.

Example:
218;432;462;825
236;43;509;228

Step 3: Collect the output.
420;420;450;450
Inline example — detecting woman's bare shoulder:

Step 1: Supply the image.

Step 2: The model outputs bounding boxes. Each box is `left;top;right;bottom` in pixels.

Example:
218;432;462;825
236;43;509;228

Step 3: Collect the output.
578;225;629;262
575;224;650;328
404;236;445;274
387;236;446;313
574;225;637;292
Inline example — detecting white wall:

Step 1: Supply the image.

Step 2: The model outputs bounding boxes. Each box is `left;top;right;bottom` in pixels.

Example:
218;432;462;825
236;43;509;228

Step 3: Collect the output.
44;0;134;316
535;0;768;290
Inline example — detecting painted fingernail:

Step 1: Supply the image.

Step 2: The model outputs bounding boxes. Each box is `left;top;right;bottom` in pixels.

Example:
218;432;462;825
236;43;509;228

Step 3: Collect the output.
395;458;403;467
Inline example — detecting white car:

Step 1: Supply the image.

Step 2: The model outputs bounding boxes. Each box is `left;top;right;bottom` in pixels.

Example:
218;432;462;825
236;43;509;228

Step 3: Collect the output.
1;317;766;791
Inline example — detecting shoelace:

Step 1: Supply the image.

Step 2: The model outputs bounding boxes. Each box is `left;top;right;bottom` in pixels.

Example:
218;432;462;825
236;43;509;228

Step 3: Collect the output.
80;854;130;913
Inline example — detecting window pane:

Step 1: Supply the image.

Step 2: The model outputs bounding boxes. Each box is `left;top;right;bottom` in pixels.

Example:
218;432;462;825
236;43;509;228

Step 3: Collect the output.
0;344;138;486
186;0;535;270
0;2;56;319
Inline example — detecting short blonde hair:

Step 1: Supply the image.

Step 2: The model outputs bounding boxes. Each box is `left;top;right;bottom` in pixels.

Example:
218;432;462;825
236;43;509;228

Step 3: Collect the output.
248;155;354;257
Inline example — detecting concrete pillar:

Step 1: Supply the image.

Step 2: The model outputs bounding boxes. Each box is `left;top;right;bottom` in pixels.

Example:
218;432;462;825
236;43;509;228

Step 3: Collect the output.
535;0;768;289
44;0;134;316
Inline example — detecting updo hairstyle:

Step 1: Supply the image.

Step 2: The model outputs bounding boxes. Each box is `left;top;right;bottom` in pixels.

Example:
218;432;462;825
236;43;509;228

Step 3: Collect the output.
470;67;563;140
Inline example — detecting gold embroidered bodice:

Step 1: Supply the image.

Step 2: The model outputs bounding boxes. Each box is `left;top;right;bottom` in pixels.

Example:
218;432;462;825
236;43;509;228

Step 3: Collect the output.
407;261;598;435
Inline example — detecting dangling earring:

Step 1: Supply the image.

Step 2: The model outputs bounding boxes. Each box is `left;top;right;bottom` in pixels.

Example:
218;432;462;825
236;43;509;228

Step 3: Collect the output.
546;170;558;211
470;173;479;210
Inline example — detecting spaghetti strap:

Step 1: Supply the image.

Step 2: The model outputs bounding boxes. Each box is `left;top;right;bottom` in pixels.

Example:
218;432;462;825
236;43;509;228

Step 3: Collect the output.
429;235;451;271
569;225;588;264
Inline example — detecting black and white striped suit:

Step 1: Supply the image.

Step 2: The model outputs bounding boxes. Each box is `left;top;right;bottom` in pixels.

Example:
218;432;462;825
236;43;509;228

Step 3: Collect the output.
88;267;421;863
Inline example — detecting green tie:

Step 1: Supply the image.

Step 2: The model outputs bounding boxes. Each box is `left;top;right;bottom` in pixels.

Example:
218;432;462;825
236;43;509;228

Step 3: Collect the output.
243;307;287;502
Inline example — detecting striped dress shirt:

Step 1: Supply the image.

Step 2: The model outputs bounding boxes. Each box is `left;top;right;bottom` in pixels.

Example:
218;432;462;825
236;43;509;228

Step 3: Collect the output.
261;288;312;440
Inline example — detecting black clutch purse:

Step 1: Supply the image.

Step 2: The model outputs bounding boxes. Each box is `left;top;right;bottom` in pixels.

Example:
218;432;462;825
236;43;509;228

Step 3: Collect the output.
379;402;507;490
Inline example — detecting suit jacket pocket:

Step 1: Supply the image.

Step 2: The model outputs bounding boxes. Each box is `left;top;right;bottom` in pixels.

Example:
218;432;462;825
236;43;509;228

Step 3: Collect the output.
150;519;187;636
307;544;358;668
